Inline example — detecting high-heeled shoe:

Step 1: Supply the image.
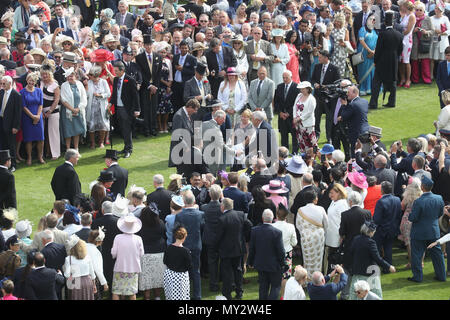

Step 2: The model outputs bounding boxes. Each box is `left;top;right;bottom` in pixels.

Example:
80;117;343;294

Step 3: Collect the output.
397;83;404;87
404;83;411;88
26;159;32;166
39;158;46;164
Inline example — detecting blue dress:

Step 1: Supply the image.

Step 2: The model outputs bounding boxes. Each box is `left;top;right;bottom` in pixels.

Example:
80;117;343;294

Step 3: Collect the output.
357;27;378;95
60;84;86;139
21;88;44;142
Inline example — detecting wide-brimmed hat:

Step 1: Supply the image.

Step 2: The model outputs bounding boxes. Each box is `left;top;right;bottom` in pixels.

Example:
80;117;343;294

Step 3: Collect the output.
63;52;78;64
298;81;313;89
439;215;449;234
60;35;75;45
262;180;289;194
226;67;238;76
169;173;183;181
286;156;307;175
369;125;382;137
30;48;46;58
320;143;334;155
90;48;114;63
112;194;130;217
206;99;223;108
13;32;30;45
0;36;7;45
15;220;32;238
348;171;368;189
117;214;142;234
169;23;184;32
26;63;42;71
104;149;119;160
98;170;116;183
271;28;284;37
103;34;117;44
192;42;207;52
195;63;207;76
171;195;185;207
66;235;80;251
231;34;246;45
0;149;11;162
2;207;18;222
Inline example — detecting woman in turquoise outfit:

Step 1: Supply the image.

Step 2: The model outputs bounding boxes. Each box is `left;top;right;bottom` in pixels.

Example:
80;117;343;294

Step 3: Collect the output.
357;15;378;96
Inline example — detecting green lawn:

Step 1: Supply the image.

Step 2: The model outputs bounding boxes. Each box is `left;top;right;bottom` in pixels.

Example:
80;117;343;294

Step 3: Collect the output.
12;82;448;300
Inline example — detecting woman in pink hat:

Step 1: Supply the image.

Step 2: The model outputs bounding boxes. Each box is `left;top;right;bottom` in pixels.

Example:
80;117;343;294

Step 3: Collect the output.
262;179;289;209
346;171;369;207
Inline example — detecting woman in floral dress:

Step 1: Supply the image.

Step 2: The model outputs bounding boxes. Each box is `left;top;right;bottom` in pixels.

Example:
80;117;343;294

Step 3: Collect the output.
155;43;173;133
330;12;350;78
293;81;318;153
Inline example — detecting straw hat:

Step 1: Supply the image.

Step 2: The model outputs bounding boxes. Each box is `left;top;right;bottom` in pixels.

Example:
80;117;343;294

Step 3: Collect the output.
117;215;142;234
192;42;208;52
298;81;313;90
348;171;368;189
112;194;130;217
103;33;118;43
30;48;46;58
60;35;75;45
262;180;289;194
2;207;18;223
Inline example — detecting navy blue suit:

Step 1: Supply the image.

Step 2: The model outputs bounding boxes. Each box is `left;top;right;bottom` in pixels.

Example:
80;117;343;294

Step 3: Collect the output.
25;267;65;300
41;242;67;271
223;186;249;213
307;273;348;300
408;192;446;282
390;152;418;196
373;194;402;264
248;223;285;300
436;60;450;108
340;96;369;158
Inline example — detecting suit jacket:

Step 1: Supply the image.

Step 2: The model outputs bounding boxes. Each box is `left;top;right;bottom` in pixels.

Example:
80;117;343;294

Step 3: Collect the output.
373;194;402;238
75;227;91;242
248;77;275;120
49;15;70;33
248;171;272;195
374;167;396;186
273;81;299;118
247;121;275;164
41;242;67;271
146;187;174;222
183;76;211;104
201;118;233;175
223;186;249;213
390;152;418;196
174;208;205;251
0;89;22;132
135;51;162;89
349;234;391;276
374;27;403;83
216;209;252;258
200;200;222;246
0;166;16;209
0;59;17;70
340;96;369;143
72;0;96;26
176;146;210;180
110;74;140;116
311;62;341;89
409;192;445;241
244;39;274;75
62;29;80;42
205;46;237;77
122;60;142;85
436;60;450;94
25;267;65;300
172;53;197;83
114;11;136;30
105;163;128;198
50;162;81;205
169;107;194;167
339;206;372;254
248;223;285;273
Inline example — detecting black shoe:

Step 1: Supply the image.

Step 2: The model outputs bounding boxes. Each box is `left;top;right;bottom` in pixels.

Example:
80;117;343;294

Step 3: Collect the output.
407;277;421;283
233;293;243;300
434;276;446;282
369;105;378;109
209;286;220;292
123;152;131;158
117;150;126;154
151;131;158;137
383;104;395;108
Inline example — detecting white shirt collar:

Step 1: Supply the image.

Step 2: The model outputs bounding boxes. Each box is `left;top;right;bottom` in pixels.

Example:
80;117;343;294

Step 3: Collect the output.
109;162;118;167
65;161;73;167
0;165;8;170
34;266;45;270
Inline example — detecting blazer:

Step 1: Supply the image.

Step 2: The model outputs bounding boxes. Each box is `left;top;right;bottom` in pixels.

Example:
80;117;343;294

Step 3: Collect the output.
273;81;299;118
311;62;340;89
176;146;211;180
174;208;205;251
49;15;70;33
135;51;163;89
223;186;249;213
436;60;450;94
200;200;222;246
41;242;67;271
374;167;396;186
217;79;247;112
390;152;418;196
105;163;128;199
373;194;402;238
244;39;274;75
205;46;237;77
201;118;233;175
172;53;197;83
114;11;136;30
349;234;391;276
110;74;140;116
25;267;65;300
248;77;275;120
307;273;348;300
248;223;285;273
168;107;194;167
0;89;22;132
75;227;91;242
216;209;252;258
247;120;275;164
409;192;445;241
146;187;174;222
50;162;81;205
62;29;80;42
0;166;16;209
183;76;212;104
340;96;370;143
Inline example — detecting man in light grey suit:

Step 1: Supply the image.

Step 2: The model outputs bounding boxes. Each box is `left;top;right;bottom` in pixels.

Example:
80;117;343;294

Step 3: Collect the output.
245;27;274;82
183;63;213;121
248;67;275;123
115;0;136;30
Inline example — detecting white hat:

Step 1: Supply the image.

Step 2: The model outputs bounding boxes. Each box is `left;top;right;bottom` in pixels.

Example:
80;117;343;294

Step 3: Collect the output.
112;194;130;217
298;81;313;89
66;234;81;251
63;67;75;78
15;220;32;238
103;34;117;43
117;215;142;234
2;208;18;222
128;184;146;195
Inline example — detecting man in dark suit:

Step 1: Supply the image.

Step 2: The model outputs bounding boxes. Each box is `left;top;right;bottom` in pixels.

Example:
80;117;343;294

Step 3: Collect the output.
91;201;122;289
72;0;96;27
223;172;249;213
168;6;187;27
110;61;140;158
436;47;450;108
247;111;277;167
369;10;403;109
49;3;69;33
183;0;204;21
177;143;211;180
311;50;341;142
273;70;299;153
408;175;446;283
373;181;401;265
216;198;252;300
0;49;17;71
172;40;197;112
147;174;174;222
135;35;162;136
373;154;396;185
183;63;213;121
104;149;128;198
40;230;67;271
378;0;400;30
50;149;81;205
296;19;313;81
331;80;352;161
205;37;237;98
25;252;65;300
337;85;370;158
353;0;378;40
248;209;285;300
0;150;16;209
0;76;22;170
74;213;92;242
122;46;142;138
248;158;272;194
200;184;223;292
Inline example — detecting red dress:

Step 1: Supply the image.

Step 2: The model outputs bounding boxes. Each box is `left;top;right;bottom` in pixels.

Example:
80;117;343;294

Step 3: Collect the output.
364;185;382;216
286;43;300;83
12;50;28;67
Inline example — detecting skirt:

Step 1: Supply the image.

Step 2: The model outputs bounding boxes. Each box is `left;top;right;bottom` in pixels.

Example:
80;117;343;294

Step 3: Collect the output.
283;250;293;280
163;268;190;300
112;272;139;296
348;274;383;300
138;252;165;291
67;275;95;300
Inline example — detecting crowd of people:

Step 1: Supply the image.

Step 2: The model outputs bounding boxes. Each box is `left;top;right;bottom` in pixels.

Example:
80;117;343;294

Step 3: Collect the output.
0;0;449;301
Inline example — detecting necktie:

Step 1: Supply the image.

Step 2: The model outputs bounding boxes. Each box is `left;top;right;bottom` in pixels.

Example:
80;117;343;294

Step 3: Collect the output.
333;98;342;125
0;91;6;117
257;80;263;96
198;80;203;89
320;64;326;84
34;33;40;48
59;17;64;29
117;78;122;92
175;46;180;55
85;0;91;8
217;51;224;71
253;42;259;69
447;62;450;76
284;83;289;99
300;32;303;43
122;14;126;25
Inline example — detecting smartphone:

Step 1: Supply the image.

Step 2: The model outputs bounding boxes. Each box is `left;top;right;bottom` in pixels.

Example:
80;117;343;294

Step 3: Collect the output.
313;146;318;154
181;177;187;185
201;174;206;180
330;264;336;269
348;162;353;172
321;154;326;163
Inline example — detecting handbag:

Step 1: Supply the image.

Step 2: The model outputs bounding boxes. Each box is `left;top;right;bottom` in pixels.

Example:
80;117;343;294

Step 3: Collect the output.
418;37;432;54
328;245;345;265
351;51;364;66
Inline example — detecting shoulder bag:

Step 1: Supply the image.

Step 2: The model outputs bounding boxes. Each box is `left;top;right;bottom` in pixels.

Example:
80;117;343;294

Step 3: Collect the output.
351;51;364;66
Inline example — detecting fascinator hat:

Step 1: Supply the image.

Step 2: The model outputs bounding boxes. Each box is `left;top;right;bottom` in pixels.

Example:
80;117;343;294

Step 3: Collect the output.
117;215;142;234
63;67;76;78
262;180;289;194
66;235;81;251
128;184;147;195
112;194;130;218
2;207;18;223
171;195;185;207
95;226;106;242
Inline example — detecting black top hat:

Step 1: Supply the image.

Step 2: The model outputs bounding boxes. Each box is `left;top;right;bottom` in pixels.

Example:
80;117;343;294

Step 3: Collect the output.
384;10;395;26
195;63;207;76
0;150;11;163
206;99;223;108
13;32;31;46
122;46;133;55
143;34;153;45
104;149;118;160
169;23;184;32
98;170;116;182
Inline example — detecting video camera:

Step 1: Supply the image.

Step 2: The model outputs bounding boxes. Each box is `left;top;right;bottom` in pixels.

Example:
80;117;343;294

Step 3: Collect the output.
316;79;351;103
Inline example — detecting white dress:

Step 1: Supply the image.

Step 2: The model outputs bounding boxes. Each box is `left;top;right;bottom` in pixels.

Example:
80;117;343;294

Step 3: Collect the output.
270;43;290;86
430;15;450;60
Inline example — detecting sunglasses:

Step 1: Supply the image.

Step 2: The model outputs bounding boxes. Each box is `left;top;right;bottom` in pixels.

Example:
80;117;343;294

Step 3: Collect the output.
200;20;208;22
177;11;185;13
355;291;361;294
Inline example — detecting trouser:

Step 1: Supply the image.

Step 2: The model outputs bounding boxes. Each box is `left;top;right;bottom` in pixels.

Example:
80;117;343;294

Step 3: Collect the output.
315;99;333;142
447;236;450;273
410;238;446;282
171;81;185;113
369;73;396;107
331;123;351;161
278;115;298;154
373;232;394;265
0;120;16;168
140;88;158;134
116;107;133;153
323;246;338;275
207;245;220;290
411;58;431;84
188;248;202;299
340;267;352;300
209;76;224;99
257;270;282;300
200;245;208;277
248;69;258;83
221;256;243;299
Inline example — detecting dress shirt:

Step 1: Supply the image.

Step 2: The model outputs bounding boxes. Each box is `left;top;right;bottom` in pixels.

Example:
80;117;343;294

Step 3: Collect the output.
216;49;224;71
117;74;125;107
284;82;291;99
333;98;342;125
58;16;66;30
0;88;11;117
64;161;74;167
320;63;329;84
63;255;95;279
175;54;187;82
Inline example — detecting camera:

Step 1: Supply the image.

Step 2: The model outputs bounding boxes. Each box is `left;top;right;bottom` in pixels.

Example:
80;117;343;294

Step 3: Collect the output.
32;29;40;33
181;177;187;185
317;79;349;103
359;132;372;153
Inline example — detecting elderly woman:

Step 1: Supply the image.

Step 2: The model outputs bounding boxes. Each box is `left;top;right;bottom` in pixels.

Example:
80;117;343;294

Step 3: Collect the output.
430;1;450;81
86;65;111;149
293;81;317;153
435;90;450;137
154;42;173;133
357;15;378;96
40;63;60;160
398;0;416;88
91;9;116;33
270;29;290;86
64;236;96;300
283;265;308;300
353;279;382;300
218;67;248;127
15;220;32;268
296;188;328;280
111;215;144;300
348;221;396;300
411;1;433;84
0;10;17;42
346;171;368;206
331;12;350;78
60;68;87;151
21;72;44;165
232;35;248;86
285;30;300;83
